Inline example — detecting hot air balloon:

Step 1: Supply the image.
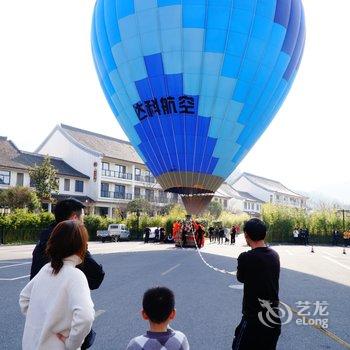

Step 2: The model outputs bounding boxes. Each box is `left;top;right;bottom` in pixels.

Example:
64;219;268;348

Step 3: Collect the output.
91;0;305;215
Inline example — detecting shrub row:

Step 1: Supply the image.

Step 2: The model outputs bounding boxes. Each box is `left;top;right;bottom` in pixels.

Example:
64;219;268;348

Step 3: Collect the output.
262;204;350;243
2;205;348;245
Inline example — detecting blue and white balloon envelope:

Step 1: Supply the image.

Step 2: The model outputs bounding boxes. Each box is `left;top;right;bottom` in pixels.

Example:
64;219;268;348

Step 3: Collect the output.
92;0;305;214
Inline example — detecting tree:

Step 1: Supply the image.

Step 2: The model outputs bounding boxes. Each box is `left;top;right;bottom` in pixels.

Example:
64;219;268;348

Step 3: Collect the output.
29;156;58;202
207;201;223;219
1;187;41;211
126;198;151;214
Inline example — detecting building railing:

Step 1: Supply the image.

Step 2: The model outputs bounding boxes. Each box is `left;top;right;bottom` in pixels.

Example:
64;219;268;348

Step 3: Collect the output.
102;169;133;180
134;174;156;183
100;191;133;200
134;194;179;204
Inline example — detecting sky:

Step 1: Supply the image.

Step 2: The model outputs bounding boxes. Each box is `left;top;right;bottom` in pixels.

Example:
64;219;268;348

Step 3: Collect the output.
0;1;349;204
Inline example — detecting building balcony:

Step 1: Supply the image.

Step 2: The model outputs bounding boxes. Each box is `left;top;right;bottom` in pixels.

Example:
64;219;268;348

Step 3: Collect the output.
102;169;133;180
134;174;156;183
134;194;179;204
100;191;133;200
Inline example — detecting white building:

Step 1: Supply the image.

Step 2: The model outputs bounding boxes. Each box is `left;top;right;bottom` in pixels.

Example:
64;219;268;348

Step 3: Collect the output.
2;126;307;217
0;136;91;210
214;182;264;216
232;172;307;209
36;124;179;216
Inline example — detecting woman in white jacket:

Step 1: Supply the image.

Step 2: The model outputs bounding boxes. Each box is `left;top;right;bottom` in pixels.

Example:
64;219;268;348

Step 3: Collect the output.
19;220;95;350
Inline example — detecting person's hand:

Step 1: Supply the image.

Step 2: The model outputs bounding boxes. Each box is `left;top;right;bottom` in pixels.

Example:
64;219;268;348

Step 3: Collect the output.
56;333;68;343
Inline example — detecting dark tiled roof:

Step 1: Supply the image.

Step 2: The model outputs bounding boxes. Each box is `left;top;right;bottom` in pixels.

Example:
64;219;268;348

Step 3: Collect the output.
237;172;305;198
0;138;89;179
234;190;264;203
60;124;144;164
52;194;95;203
215;182;242;199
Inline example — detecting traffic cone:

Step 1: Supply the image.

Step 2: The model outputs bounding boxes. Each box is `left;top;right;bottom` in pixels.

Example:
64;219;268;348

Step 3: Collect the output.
311;246;315;253
343;248;346;255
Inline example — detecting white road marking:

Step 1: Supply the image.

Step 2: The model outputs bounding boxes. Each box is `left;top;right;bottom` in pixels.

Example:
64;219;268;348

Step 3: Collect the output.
323;256;350;271
0;262;31;269
285;249;294;256
94;310;106;319
323;251;336;258
228;284;243;290
0;274;30;281
161;263;180;276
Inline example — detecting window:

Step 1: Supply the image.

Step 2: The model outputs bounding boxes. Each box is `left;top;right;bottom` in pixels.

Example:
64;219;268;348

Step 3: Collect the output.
16;173;24;186
114;185;126;199
115;164;126;173
101;183;109;197
223;200;227;208
64;179;70;191
134;187;141;198
270;195;273;203
145;188;154;201
244;202;248;210
135;168;141;181
0;170;10;185
171;193;178;202
159;190;167;203
75;180;84;193
102;162;109;170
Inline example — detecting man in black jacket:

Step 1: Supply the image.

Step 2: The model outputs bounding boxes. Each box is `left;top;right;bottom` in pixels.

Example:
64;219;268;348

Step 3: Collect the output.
232;218;281;350
30;198;105;349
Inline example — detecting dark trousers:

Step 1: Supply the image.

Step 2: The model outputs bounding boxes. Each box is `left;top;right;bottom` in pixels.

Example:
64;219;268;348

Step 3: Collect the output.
231;235;235;244
81;329;96;349
232;318;281;350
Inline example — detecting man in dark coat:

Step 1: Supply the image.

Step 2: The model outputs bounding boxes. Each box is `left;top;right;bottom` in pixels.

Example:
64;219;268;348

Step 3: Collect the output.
230;225;237;245
144;227;150;243
232;219;281;350
30;198;105;349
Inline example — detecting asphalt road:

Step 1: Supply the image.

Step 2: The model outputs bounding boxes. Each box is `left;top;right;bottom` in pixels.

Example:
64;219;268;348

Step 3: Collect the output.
1;241;350;350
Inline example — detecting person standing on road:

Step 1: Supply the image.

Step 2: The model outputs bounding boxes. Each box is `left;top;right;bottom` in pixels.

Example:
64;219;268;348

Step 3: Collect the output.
181;227;187;248
293;228;299;244
219;227;225;244
304;227;309;246
160;227;165;242
144;227;150;243
20;220;95;350
30;198;104;349
232;218;281;350
230;225;236;245
155;228;160;242
332;229;340;245
208;226;214;242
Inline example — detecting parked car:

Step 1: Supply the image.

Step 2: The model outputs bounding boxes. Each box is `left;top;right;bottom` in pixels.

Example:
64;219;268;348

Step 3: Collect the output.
97;224;130;243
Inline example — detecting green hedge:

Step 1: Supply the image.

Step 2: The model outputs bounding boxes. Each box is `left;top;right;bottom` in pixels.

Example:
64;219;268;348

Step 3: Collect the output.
0;210;55;244
262;204;349;243
2;205;348;245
